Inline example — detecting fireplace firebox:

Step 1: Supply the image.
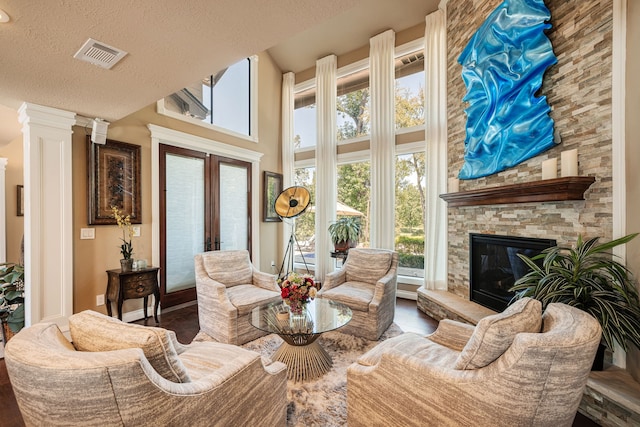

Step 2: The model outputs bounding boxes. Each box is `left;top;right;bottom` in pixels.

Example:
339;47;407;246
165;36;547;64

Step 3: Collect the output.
469;234;556;312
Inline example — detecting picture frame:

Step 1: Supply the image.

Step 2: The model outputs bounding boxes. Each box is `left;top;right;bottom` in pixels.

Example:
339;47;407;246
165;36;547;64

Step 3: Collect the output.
87;136;142;225
263;171;282;222
16;185;24;217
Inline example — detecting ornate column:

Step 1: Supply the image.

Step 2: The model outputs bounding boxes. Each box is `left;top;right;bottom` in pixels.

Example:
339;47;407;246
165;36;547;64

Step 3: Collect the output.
18;103;75;331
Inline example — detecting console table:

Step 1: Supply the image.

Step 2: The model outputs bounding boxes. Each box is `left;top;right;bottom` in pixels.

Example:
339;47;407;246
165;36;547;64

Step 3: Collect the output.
105;267;160;323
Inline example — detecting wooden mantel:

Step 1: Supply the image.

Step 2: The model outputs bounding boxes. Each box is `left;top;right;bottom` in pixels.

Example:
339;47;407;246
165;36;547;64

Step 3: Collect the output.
440;176;596;207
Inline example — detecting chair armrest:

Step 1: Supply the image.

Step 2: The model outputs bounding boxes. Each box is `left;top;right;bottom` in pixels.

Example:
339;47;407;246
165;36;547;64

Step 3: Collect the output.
195;274;235;313
426;319;475;351
319;269;346;292
252;269;280;292
370;269;397;308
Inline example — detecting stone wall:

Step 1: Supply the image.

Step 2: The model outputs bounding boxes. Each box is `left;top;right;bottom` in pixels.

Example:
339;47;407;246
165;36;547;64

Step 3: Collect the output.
446;0;614;298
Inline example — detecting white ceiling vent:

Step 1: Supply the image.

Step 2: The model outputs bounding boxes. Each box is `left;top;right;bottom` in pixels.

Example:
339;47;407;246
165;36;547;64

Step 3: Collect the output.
73;38;127;69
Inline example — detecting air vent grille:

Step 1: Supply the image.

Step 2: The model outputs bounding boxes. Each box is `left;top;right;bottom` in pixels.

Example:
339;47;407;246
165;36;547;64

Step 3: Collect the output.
73;38;127;69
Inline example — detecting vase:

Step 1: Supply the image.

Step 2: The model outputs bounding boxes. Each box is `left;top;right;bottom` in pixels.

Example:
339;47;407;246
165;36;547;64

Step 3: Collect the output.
288;299;306;315
120;258;134;272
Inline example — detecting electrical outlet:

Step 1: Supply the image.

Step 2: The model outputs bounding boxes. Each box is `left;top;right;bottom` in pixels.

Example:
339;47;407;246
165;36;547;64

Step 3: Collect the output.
132;226;141;237
270;260;276;267
96;294;105;306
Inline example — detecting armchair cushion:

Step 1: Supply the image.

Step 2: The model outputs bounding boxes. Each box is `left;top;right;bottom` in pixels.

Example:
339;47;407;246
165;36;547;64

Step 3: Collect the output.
454;297;542;370
345;249;392;284
319;281;374;312
227;284;282;317
200;250;253;287
69;310;191;383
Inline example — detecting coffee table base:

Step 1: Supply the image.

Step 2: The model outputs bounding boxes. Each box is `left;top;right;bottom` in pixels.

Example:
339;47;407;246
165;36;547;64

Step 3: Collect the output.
273;340;332;382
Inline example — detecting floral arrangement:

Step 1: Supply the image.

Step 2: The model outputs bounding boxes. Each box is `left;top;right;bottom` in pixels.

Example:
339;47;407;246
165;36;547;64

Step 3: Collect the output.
111;206;134;260
279;272;317;314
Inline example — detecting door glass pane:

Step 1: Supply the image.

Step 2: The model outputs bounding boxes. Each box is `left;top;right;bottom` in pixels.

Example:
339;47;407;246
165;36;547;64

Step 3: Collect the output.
219;163;248;250
166;154;205;293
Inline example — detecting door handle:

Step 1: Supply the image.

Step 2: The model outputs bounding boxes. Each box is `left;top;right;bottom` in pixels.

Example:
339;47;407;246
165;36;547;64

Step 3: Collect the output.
205;237;212;252
214;236;221;251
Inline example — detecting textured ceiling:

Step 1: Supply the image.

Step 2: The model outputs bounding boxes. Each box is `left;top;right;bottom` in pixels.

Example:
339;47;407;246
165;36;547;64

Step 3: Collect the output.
0;0;440;145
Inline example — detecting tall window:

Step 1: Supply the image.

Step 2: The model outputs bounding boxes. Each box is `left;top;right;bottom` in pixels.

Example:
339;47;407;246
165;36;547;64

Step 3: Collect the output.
395;152;426;278
294;166;316;270
294;87;316;149
292;40;428;283
337;161;370;248
395;49;425;129
159;57;258;140
337;67;370;141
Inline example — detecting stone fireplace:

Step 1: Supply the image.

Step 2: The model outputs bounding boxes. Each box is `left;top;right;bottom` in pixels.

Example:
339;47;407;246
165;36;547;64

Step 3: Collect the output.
415;0;640;424
436;0;613;308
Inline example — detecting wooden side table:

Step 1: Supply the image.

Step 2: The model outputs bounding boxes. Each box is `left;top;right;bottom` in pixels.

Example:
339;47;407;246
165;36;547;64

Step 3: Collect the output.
105;267;160;323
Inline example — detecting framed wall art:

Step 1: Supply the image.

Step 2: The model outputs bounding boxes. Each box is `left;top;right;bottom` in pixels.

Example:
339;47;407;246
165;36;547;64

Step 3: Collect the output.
16;185;24;216
263;171;282;222
87;136;142;225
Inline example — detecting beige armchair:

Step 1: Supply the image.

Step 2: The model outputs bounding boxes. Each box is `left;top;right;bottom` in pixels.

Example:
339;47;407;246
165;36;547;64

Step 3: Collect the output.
347;299;602;427
5;310;287;427
317;248;398;340
195;250;281;345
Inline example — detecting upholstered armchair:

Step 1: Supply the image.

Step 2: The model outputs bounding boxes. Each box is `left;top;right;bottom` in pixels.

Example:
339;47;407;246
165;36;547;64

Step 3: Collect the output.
347;299;602;427
5;310;287;427
195;250;281;345
317;248;398;340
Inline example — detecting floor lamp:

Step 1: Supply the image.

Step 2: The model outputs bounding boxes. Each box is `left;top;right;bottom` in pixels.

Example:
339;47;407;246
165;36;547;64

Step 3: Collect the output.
274;186;311;280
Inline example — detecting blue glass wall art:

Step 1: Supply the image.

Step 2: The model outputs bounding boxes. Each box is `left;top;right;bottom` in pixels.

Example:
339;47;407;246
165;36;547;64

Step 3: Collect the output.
457;0;557;180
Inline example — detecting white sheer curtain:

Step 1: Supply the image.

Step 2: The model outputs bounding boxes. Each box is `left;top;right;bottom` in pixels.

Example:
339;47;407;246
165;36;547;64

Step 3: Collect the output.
281;72;296;258
369;29;396;250
315;55;337;283
424;9;448;290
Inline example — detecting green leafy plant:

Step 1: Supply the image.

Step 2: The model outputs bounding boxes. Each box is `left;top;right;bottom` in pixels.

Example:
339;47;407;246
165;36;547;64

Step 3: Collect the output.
0;263;25;334
510;233;640;351
328;217;362;252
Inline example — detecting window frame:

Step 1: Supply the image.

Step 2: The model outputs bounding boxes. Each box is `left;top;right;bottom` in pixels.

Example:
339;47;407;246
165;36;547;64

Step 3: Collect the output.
156;55;259;143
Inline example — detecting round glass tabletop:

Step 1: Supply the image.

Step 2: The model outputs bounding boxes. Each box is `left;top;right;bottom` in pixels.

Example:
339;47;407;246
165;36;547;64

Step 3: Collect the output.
250;298;352;337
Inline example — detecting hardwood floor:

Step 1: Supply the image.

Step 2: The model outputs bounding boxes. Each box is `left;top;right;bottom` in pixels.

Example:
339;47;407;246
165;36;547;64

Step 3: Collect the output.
0;298;599;426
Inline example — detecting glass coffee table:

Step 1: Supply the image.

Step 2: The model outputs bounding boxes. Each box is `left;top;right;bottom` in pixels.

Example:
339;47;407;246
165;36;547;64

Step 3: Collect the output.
250;298;352;382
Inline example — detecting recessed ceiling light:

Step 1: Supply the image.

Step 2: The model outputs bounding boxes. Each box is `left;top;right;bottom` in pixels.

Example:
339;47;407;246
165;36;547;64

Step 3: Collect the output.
0;8;10;23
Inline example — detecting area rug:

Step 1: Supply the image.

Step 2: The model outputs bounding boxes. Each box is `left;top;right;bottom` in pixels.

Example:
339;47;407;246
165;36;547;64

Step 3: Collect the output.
194;324;404;426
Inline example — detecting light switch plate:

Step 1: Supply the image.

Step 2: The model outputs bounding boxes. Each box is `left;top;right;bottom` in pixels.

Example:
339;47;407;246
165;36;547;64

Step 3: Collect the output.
132;226;141;237
80;228;95;239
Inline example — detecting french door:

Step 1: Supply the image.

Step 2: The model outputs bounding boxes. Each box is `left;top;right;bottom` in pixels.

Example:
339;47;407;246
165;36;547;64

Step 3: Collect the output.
159;144;251;308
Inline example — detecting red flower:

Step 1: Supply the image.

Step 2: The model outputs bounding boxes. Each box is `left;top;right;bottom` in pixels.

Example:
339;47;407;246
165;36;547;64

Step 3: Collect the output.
281;288;290;298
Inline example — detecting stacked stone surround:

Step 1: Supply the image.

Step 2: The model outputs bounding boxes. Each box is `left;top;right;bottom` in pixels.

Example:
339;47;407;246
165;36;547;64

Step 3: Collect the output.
445;0;614;299
422;1;640;424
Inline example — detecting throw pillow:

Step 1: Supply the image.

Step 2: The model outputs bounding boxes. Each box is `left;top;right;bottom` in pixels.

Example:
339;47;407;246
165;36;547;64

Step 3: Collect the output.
69;310;191;383
454;297;542;370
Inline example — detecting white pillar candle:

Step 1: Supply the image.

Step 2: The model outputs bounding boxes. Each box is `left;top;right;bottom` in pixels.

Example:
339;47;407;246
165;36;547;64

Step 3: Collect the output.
448;177;459;193
541;158;557;180
561;149;578;177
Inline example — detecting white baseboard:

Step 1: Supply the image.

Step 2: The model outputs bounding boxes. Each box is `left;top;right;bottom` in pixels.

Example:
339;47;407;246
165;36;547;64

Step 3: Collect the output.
397;289;417;300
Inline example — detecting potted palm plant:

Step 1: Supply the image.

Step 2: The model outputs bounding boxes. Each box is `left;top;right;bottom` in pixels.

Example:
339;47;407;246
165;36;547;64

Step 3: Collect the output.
510;233;640;370
0;262;25;343
328;217;362;253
